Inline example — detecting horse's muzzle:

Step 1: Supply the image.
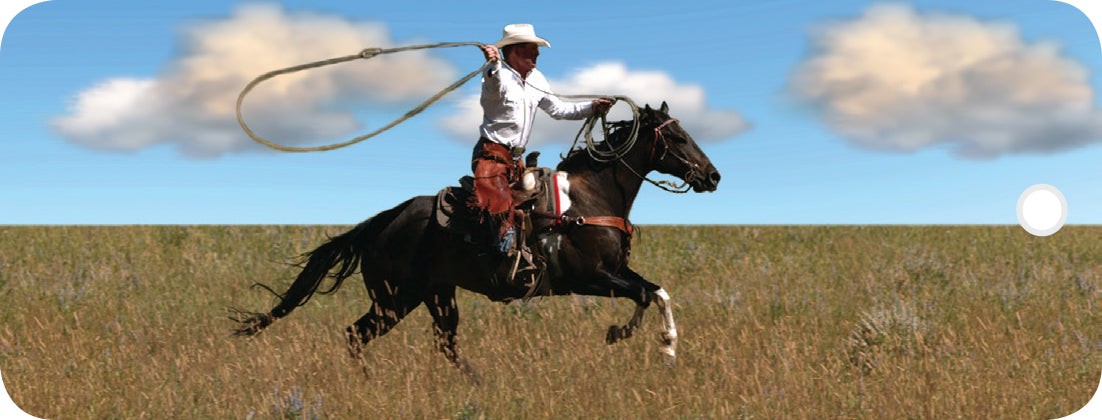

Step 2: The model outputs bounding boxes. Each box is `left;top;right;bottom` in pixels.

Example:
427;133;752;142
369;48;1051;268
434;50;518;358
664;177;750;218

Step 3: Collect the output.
691;169;721;193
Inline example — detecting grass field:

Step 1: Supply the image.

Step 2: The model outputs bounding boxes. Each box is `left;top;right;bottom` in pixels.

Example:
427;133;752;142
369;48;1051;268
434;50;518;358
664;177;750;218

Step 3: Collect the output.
0;225;1098;418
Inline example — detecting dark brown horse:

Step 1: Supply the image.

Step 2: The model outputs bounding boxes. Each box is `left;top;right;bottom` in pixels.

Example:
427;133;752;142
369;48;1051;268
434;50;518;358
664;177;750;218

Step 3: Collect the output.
232;102;720;373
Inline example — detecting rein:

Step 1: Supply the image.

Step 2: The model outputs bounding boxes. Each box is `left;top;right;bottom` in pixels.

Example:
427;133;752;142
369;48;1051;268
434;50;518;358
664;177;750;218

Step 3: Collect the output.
625;118;695;194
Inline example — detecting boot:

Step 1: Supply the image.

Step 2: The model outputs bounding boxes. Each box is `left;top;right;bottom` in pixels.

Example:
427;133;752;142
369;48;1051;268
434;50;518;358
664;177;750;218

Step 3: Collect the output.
495;226;539;288
497;226;517;255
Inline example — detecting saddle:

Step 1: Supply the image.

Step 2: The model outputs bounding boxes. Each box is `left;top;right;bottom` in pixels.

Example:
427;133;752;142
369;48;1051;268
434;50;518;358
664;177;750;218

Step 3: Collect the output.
433;155;572;295
435;169;567;231
435;151;570;231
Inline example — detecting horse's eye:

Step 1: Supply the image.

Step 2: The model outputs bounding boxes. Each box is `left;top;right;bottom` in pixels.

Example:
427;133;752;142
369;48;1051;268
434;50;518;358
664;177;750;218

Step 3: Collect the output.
664;129;688;144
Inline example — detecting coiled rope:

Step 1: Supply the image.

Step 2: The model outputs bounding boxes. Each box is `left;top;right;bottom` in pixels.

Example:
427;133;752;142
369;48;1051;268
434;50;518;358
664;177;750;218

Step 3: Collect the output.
566;96;690;193
568;95;640;163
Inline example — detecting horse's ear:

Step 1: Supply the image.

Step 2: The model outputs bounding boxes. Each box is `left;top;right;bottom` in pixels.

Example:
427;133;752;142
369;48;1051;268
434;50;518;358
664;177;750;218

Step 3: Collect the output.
644;104;653;112
659;101;669;114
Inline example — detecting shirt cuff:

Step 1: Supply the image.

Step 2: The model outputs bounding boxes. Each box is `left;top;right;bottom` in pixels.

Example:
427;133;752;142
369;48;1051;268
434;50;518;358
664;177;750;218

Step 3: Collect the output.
486;60;502;77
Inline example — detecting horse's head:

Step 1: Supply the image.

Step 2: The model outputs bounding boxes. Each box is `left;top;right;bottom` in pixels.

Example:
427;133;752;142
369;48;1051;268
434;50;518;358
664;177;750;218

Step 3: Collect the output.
640;102;721;192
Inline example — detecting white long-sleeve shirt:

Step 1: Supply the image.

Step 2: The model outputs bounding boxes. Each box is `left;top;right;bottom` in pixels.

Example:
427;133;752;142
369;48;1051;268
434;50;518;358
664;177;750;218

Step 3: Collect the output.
479;61;594;149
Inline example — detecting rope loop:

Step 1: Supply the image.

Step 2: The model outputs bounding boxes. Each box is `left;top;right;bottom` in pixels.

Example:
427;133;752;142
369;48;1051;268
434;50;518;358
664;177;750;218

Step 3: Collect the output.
236;41;485;153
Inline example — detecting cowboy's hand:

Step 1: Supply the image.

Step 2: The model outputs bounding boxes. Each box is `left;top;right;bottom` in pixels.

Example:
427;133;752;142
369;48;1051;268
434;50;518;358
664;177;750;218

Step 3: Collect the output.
592;98;613;115
481;44;499;62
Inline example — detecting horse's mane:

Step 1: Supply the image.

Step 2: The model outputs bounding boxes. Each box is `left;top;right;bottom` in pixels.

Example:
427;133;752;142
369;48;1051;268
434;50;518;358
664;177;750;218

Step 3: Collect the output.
556;115;650;172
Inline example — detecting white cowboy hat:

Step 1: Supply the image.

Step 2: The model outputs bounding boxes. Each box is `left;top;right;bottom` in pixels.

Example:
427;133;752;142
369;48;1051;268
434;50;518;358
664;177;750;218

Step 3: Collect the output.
494;23;551;48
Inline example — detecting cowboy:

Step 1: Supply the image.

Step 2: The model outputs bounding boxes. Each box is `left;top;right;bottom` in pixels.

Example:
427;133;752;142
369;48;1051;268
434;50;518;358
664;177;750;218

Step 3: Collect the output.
472;23;612;257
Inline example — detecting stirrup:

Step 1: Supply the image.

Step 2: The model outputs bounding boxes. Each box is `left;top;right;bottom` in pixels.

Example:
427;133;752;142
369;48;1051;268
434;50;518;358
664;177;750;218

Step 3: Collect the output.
507;247;539;287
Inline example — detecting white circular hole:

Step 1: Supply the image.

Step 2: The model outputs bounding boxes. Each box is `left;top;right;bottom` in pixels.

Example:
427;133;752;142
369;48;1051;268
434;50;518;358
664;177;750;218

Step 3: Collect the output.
1017;184;1068;237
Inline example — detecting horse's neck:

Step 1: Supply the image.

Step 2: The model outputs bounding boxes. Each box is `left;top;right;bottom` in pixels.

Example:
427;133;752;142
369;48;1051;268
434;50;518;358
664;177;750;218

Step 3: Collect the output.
562;145;651;219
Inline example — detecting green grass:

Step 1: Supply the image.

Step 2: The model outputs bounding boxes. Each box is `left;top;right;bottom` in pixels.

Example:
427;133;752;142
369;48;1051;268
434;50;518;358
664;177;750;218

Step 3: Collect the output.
0;225;1098;418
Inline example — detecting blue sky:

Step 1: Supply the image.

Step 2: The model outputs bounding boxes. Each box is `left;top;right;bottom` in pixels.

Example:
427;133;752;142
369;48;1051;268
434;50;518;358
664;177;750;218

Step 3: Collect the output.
1;0;1101;225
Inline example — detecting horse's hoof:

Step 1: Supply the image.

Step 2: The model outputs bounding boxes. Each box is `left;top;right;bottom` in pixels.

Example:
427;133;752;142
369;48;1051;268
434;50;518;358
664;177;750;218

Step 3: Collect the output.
606;325;631;344
606;325;618;344
345;327;364;359
662;353;677;368
660;346;677;368
456;358;483;386
228;308;273;337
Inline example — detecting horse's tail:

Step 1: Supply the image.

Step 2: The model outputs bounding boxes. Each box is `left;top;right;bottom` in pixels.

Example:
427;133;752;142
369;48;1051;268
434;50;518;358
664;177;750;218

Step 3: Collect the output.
231;201;407;336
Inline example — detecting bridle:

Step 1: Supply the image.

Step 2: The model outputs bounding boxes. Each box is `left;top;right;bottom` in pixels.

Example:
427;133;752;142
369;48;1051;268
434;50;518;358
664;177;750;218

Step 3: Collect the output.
567;98;700;194
618;117;698;194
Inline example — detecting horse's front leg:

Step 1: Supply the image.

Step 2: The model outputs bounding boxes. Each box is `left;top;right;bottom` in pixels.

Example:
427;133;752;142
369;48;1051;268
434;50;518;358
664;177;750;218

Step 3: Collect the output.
609;267;677;366
606;304;646;344
652;287;678;366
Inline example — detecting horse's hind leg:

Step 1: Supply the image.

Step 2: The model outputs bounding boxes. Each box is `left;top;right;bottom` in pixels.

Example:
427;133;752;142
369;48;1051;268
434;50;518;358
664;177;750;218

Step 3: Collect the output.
345;283;423;359
424;285;481;384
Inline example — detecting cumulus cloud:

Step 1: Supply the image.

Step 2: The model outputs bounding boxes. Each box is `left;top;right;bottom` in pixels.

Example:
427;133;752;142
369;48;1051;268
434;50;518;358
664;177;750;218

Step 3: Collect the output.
789;4;1102;158
52;4;459;157
439;62;749;146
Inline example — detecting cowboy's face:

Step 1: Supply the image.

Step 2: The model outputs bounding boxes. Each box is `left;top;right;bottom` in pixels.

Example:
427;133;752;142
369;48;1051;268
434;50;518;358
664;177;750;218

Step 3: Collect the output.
506;42;539;77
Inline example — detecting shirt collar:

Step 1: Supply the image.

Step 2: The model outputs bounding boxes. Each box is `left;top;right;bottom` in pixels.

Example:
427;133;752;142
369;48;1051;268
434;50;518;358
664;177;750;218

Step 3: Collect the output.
500;59;531;81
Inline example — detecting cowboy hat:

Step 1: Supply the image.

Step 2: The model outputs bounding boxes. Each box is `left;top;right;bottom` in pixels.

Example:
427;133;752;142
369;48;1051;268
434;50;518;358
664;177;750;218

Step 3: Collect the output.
494;23;551;48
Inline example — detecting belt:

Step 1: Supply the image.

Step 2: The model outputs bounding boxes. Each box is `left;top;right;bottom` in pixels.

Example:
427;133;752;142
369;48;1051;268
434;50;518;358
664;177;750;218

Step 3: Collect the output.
480;137;525;159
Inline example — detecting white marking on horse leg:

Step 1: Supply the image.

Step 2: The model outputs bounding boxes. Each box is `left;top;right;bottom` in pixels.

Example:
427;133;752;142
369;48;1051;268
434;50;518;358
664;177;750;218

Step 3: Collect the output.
653;288;678;363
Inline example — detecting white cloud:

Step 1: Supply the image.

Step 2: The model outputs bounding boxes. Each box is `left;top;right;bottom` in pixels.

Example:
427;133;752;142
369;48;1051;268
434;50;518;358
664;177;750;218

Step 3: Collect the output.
789;4;1102;158
53;78;161;150
439;62;749;147
53;5;746;157
52;4;459;157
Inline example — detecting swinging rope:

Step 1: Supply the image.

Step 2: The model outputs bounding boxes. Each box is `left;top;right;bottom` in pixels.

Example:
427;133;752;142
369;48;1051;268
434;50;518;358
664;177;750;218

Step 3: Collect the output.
236;42;689;193
235;42;487;153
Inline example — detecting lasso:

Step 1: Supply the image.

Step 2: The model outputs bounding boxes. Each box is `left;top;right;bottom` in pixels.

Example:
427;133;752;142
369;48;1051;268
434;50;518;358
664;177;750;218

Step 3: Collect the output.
236;42;687;192
235;42;487;152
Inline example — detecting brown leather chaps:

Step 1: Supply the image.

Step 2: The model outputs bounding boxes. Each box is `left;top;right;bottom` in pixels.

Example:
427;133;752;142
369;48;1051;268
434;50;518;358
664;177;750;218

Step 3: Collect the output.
469;138;524;238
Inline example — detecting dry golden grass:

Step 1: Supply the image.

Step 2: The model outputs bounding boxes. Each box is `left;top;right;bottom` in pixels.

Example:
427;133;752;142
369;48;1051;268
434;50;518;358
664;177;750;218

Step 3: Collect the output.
0;225;1098;418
